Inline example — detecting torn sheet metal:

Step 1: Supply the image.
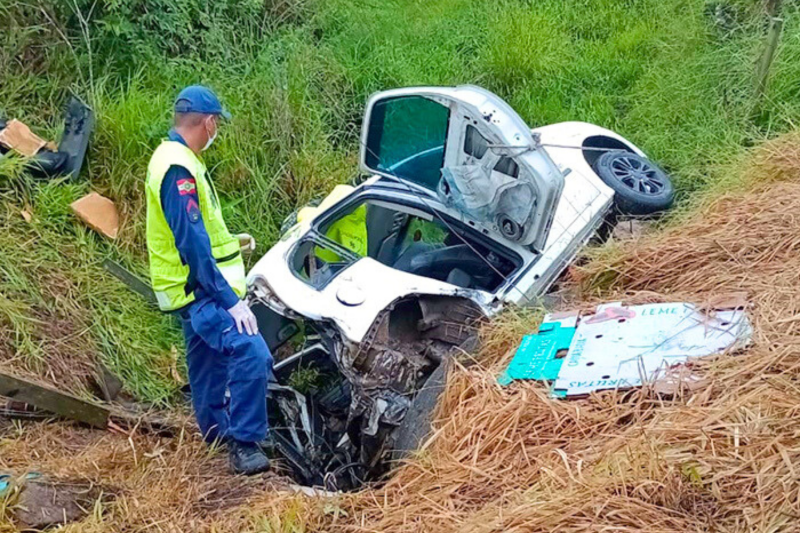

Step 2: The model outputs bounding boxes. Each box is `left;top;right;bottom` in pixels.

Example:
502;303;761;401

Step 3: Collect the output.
500;301;752;397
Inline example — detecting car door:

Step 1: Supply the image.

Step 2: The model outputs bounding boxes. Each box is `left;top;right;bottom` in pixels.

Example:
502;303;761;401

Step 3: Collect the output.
359;85;565;252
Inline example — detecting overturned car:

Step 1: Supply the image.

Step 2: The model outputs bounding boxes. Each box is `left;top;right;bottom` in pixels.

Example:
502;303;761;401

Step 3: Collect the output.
246;86;674;489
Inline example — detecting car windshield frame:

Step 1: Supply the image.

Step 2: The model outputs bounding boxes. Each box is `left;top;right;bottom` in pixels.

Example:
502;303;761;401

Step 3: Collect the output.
288;188;527;294
308;229;361;263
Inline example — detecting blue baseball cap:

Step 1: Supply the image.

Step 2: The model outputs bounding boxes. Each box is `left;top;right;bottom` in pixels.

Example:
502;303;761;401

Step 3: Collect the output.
174;85;231;120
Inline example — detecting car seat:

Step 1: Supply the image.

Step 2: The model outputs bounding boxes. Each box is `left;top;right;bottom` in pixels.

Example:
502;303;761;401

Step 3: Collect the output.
365;203;409;265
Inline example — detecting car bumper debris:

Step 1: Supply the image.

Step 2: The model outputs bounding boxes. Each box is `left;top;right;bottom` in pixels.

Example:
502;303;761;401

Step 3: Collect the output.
255;293;484;490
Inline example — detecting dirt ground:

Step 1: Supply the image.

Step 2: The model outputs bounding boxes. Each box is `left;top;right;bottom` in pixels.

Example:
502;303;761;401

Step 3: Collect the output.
3;133;800;532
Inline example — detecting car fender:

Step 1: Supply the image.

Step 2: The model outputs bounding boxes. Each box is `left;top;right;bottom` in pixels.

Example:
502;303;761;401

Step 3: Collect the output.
533;121;646;156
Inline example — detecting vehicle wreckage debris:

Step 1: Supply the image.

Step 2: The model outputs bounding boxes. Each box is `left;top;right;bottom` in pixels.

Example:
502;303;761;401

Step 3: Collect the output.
266;295;484;490
102;259;158;305
0;96;94;180
242;85;681;490
499;297;752;396
0;119;56;157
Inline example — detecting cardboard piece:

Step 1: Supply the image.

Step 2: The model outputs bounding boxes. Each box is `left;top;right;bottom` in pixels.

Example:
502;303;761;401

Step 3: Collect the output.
0;119;49;157
70;192;119;239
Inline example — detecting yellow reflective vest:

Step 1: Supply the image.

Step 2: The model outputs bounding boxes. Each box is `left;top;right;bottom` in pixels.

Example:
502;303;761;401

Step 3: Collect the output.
296;185;367;262
145;141;245;311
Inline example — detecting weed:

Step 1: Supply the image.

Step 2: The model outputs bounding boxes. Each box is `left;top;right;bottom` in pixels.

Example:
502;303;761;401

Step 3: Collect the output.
0;0;798;405
287;366;323;394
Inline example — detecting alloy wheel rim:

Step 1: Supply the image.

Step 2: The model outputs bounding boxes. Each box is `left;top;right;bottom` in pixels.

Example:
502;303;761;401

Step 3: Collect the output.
609;156;665;195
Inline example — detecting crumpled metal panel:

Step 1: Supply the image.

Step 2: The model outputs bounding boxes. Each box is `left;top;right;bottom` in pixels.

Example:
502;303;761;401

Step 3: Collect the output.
336;295;483;472
440;164;536;238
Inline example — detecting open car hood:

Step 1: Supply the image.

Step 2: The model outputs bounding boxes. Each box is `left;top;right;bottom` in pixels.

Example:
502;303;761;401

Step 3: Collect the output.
359;85;564;251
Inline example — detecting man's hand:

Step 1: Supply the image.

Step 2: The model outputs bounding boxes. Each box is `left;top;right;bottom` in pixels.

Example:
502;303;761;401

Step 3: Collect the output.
227;300;259;336
237;233;256;254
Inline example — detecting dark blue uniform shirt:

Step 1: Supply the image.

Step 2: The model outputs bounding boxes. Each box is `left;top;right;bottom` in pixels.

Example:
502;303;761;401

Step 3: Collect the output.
160;130;240;311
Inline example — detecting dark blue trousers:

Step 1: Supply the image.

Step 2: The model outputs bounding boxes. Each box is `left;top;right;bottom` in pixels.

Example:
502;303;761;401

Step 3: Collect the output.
181;298;272;443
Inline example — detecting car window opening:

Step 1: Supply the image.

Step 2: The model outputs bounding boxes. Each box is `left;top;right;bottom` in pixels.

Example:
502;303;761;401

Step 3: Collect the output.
365;95;450;190
290;199;520;292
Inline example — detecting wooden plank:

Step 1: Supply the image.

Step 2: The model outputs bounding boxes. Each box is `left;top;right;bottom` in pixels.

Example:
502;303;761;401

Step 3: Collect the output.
0;372;108;428
107;405;181;437
755;16;784;105
102;259;157;305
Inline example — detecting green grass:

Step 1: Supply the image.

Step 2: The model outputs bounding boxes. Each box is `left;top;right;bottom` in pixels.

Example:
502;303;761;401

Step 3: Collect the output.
1;0;799;404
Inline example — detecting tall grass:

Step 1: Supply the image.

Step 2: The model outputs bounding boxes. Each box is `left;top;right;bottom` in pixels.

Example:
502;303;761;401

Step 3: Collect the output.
0;0;799;403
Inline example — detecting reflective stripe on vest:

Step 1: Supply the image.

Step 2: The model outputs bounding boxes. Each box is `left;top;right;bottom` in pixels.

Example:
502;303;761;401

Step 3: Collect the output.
145;140;246;311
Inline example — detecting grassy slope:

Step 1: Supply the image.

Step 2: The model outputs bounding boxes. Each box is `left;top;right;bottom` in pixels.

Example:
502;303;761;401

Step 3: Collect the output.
0;0;799;405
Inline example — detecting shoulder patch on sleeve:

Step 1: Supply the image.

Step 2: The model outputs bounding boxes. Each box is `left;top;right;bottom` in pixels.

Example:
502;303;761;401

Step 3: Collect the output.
177;178;197;196
186;198;201;223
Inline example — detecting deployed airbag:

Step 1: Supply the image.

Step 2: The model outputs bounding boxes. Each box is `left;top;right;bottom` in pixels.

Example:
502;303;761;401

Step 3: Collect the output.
439;164;536;241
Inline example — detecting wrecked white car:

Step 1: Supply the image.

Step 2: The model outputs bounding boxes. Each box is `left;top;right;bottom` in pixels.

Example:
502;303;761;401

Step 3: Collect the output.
246;86;674;489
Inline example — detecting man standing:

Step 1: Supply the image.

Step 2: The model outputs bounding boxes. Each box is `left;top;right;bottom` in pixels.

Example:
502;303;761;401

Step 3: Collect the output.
145;85;271;475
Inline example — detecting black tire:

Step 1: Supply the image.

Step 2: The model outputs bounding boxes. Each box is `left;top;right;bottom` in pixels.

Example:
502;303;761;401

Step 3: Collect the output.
390;360;449;462
593;150;674;215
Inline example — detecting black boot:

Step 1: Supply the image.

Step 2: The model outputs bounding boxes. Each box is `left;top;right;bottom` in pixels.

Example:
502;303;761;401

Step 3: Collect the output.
229;440;270;475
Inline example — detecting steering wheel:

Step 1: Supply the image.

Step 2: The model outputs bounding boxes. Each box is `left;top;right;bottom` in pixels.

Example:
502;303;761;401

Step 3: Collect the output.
403;244;489;280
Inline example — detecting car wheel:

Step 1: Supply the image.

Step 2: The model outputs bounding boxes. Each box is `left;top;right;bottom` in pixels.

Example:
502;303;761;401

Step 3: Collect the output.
593;151;674;215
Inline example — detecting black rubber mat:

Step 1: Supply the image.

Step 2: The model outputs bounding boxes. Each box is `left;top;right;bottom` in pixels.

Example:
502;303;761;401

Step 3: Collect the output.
58;95;95;180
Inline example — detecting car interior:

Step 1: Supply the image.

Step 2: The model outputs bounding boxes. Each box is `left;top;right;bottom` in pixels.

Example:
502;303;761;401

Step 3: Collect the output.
292;198;521;292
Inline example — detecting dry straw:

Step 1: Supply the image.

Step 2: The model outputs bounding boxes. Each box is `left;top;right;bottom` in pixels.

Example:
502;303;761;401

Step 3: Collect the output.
4;133;800;531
